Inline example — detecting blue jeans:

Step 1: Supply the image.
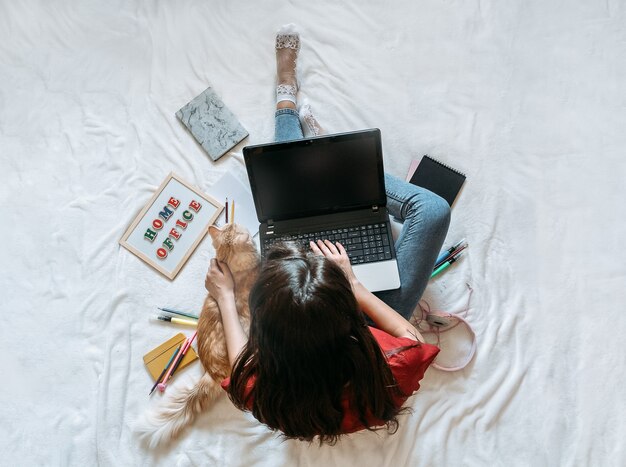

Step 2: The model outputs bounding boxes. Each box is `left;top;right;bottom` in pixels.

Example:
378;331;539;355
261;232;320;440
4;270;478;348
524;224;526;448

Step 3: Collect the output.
275;109;450;320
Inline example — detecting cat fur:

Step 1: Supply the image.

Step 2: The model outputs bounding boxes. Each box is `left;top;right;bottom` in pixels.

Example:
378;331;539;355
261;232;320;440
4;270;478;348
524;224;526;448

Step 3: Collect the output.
135;223;260;448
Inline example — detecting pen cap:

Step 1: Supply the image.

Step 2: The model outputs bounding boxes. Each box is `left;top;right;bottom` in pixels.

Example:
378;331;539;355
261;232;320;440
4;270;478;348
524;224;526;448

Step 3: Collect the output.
150;315;171;324
452;251;464;261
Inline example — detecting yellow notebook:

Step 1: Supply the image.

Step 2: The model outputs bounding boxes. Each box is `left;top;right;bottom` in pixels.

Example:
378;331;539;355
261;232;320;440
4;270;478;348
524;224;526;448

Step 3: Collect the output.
143;333;199;381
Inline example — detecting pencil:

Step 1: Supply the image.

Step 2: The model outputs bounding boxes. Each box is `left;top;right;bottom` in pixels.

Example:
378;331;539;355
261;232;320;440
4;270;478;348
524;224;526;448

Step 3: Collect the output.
158;338;189;392
159;331;198;391
231;199;235;224
166;331;198;382
225;198;229;223
149;344;181;395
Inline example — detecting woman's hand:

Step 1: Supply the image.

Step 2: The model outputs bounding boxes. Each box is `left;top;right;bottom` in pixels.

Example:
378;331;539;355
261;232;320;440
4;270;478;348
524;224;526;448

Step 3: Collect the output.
309;239;359;286
205;259;235;304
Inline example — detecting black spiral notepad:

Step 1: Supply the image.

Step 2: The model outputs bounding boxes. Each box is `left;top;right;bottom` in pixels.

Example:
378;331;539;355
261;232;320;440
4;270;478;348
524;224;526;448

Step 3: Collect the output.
408;155;466;206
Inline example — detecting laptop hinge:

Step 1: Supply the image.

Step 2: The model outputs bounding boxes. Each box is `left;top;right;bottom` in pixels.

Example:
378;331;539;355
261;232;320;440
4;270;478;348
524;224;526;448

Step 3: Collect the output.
372;205;379;212
267;219;274;235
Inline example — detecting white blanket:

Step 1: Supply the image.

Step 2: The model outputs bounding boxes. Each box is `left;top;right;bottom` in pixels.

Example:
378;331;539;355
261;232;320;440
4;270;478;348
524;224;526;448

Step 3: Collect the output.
2;1;624;465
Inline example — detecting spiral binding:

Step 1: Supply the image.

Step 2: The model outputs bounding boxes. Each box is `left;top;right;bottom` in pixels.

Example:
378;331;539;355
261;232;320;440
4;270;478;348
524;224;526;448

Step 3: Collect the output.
424;155;466;177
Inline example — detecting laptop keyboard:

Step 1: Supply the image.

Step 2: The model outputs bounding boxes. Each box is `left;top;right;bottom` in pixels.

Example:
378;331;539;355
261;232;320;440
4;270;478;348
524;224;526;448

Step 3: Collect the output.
262;223;393;265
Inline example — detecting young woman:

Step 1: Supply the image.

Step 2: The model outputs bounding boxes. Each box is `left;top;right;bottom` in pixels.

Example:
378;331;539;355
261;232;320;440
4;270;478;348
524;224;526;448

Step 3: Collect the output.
204;25;451;443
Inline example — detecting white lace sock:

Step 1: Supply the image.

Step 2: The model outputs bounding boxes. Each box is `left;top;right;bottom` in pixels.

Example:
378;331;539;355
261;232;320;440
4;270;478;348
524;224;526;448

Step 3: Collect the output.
298;98;325;136
276;83;298;105
275;24;300;105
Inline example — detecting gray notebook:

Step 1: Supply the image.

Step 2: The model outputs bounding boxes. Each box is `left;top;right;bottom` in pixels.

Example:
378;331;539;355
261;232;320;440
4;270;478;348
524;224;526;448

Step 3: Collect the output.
176;87;248;161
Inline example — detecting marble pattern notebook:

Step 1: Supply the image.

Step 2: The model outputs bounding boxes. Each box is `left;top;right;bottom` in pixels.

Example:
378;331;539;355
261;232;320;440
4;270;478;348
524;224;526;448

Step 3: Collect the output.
176;87;248;161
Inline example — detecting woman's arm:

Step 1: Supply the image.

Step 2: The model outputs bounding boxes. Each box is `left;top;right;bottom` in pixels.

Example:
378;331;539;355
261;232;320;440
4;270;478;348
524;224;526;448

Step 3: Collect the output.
310;240;425;342
217;294;248;367
205;259;248;366
350;280;424;342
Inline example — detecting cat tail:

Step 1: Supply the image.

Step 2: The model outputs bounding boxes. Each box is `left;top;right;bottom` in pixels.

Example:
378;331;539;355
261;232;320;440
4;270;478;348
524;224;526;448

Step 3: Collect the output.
134;372;222;448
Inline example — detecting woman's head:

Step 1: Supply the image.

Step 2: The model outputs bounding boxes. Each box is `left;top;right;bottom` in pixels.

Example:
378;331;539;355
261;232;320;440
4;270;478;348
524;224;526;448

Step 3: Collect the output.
228;242;405;444
250;242;361;372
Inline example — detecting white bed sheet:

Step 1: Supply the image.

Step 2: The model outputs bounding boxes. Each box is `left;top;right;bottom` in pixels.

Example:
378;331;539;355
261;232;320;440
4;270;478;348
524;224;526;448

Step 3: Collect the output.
1;1;625;465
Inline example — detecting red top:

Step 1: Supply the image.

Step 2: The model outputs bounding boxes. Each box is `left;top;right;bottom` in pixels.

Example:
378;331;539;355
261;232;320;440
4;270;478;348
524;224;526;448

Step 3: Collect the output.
221;327;440;433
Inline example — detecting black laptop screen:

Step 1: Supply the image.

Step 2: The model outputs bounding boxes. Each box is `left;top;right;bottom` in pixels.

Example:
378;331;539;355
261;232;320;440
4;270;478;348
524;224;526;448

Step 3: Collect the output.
244;130;386;222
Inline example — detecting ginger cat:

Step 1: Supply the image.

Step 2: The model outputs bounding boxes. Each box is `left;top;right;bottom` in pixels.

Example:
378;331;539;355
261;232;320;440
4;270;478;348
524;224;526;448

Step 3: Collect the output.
136;223;260;448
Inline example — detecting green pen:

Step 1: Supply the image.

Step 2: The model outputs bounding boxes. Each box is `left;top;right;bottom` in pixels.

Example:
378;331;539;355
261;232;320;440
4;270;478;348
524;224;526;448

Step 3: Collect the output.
158;307;199;320
430;251;464;279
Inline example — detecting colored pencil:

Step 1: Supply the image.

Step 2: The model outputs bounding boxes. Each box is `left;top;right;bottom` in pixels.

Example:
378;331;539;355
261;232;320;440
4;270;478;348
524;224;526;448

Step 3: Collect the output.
149;344;181;395
158;331;198;391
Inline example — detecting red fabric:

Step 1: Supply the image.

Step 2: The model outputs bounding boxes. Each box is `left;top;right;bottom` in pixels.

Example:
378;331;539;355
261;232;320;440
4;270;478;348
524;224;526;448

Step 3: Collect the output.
221;327;439;433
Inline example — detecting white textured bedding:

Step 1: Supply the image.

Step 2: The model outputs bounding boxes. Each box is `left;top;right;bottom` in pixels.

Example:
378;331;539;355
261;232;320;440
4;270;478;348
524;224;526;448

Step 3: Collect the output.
2;1;625;465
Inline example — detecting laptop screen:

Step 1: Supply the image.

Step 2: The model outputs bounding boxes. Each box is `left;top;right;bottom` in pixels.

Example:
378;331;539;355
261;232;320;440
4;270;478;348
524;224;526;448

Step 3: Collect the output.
244;129;386;223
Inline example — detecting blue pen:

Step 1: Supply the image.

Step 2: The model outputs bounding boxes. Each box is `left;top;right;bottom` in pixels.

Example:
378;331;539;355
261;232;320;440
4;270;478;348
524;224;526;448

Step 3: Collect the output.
434;243;468;270
434;239;466;268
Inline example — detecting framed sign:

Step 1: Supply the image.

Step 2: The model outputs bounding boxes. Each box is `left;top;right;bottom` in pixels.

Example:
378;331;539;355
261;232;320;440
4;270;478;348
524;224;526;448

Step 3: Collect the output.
119;172;223;279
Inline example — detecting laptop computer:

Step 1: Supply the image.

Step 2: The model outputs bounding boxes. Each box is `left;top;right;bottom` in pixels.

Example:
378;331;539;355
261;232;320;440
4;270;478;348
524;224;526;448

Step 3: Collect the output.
243;128;400;292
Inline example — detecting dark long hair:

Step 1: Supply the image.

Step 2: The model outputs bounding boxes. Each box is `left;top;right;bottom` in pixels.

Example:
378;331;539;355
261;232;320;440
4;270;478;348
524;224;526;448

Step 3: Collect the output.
227;242;408;444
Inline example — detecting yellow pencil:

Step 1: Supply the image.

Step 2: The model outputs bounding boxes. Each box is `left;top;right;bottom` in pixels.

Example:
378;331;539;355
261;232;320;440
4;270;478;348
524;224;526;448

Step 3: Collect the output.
231;199;235;224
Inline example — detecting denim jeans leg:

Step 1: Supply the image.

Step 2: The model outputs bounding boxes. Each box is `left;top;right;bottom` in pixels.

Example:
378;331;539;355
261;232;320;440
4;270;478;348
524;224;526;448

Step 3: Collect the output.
275;108;304;142
374;173;451;320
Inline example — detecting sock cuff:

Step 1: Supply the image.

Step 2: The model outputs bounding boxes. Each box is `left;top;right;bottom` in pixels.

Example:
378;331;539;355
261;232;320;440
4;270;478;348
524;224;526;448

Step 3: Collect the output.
276;84;297;104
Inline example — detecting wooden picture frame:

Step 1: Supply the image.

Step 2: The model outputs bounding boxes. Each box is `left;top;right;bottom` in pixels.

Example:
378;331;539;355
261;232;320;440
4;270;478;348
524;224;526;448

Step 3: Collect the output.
119;172;223;279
